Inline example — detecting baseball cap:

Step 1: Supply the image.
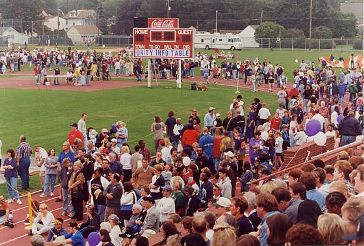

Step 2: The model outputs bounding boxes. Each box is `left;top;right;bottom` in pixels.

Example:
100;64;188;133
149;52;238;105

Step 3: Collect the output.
216;197;231;208
70;123;77;127
101;128;109;133
224;151;234;158
216;113;221;117
111;138;117;143
209;107;215;111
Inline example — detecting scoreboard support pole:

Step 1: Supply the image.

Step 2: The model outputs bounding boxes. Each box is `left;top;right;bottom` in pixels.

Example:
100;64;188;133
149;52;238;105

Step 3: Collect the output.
177;59;182;88
148;59;152;88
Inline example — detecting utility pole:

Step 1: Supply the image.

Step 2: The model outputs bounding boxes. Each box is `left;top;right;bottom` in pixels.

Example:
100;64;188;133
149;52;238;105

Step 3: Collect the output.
166;0;171;18
31;21;33;38
215;10;218;33
260;10;263;25
309;0;313;50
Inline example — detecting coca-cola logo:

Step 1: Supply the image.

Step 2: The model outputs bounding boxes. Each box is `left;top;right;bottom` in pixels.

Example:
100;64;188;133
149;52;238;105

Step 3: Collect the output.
150;20;175;28
148;18;179;28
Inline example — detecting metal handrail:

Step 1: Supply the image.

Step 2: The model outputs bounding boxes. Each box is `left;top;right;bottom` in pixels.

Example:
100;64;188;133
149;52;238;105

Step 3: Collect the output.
251;139;364;184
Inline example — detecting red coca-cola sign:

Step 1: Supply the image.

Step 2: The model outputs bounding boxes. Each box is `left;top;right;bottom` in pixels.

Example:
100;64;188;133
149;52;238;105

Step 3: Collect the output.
148;18;179;29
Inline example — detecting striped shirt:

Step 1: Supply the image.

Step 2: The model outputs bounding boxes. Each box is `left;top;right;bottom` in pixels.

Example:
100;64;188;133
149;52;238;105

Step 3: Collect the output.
16;142;32;159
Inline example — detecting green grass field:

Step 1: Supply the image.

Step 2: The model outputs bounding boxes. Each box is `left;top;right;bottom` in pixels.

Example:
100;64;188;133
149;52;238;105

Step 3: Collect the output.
0;81;277;152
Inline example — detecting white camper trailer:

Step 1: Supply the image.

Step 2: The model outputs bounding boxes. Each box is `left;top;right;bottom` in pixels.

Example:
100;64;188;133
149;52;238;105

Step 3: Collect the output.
194;32;242;50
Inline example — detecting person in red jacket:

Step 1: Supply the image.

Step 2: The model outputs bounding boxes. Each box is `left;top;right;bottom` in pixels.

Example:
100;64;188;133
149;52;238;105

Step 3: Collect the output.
182;124;200;148
271;112;282;131
68;123;84;146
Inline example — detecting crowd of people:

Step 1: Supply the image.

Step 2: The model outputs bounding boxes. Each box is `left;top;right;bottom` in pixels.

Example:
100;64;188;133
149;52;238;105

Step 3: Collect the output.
0;48;363;246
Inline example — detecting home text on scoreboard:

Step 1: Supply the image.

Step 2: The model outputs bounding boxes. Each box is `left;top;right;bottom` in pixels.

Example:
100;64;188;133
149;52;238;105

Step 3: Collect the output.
133;28;194;59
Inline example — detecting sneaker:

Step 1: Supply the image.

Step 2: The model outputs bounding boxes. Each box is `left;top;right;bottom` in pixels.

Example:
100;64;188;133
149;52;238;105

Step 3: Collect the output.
61;211;67;216
28;230;33;236
55;197;62;202
39;193;46;198
17;200;22;205
50;192;54;197
68;213;75;218
7;199;13;203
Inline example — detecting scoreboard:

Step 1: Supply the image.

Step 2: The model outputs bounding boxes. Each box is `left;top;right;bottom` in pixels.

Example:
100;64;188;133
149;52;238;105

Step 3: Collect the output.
133;28;194;59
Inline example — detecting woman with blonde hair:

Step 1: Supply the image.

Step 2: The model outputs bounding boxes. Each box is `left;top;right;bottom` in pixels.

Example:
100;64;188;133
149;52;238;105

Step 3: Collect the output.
329;180;351;199
212;222;237;246
120;145;132;182
317;213;347;245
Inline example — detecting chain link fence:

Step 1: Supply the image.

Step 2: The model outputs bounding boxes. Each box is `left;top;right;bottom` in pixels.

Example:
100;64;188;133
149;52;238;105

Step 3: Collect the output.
0;34;362;51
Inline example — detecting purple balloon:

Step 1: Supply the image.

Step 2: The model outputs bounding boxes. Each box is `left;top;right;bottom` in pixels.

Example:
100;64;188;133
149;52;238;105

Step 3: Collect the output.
337;115;344;125
306;119;321;137
88;232;101;246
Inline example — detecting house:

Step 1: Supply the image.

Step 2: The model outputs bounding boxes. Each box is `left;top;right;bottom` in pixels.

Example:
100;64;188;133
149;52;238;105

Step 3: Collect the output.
0;27;28;45
64;10;96;28
67;25;100;44
237;25;259;48
44;16;67;31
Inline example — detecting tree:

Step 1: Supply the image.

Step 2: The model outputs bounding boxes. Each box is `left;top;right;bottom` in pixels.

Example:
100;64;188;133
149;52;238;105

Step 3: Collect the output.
312;26;332;39
112;0;143;35
138;0;168;18
0;0;45;34
282;28;305;38
96;1;108;34
255;21;285;39
328;12;357;38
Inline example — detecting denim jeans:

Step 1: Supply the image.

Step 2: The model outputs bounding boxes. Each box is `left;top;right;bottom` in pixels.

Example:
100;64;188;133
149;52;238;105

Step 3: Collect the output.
62;187;75;214
232;70;237;80
18;156;30;189
5;176;20;200
340;135;356;147
96;204;106;222
44;174;57;195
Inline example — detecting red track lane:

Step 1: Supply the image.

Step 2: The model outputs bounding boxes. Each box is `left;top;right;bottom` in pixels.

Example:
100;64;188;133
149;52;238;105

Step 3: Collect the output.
0;186;88;245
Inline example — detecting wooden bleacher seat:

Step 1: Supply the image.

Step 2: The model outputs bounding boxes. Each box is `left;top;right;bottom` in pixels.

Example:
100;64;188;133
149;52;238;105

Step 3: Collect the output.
284;145;310;168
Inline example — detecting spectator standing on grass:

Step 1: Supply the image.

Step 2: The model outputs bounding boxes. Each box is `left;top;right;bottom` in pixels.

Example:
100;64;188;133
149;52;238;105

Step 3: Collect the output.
42;148;58;198
16;135;32;190
78;113;88;143
151;116;166;152
2;149;22;204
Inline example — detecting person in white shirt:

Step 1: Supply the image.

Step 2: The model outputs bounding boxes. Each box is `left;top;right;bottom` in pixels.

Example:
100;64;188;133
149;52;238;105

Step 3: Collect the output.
274;131;284;169
77;113;88;143
120;145;132;182
258;103;271;125
157;186;175;222
31;203;54;235
311;110;325;131
35;145;48;197
108;214;122;246
325;124;336;140
294;125;307;146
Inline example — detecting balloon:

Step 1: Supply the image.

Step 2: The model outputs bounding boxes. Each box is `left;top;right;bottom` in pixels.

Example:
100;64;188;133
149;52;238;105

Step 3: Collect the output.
313;132;327;146
183;156;191;166
337;115;344;125
261;131;269;141
306;119;321;137
87;232;101;246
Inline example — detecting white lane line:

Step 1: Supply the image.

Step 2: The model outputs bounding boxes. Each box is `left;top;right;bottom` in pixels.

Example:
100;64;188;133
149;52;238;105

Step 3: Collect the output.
10;196;58;213
0;206;63;230
0;212;87;245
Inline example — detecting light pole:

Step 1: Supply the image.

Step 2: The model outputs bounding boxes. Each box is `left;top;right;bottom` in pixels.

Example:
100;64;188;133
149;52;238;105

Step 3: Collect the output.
167;0;171;18
215;10;218;33
309;0;313;50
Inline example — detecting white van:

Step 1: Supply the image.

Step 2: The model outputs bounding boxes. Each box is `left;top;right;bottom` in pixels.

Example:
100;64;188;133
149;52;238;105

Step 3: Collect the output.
194;32;242;50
